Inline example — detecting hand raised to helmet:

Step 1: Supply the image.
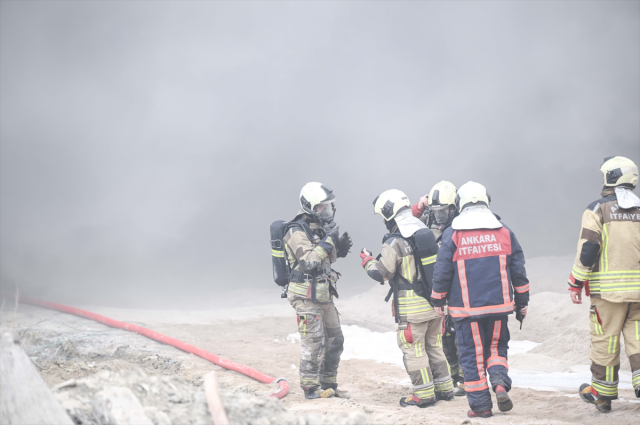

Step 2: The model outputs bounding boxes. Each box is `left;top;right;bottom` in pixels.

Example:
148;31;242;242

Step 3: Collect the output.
337;231;353;258
418;195;430;211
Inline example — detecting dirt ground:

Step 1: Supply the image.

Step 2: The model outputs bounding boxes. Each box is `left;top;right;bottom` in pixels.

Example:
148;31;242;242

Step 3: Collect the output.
2;296;639;425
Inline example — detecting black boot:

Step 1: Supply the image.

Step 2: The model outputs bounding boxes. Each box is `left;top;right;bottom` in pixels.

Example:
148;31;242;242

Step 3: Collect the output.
303;388;320;399
579;384;611;413
453;383;466;397
321;383;351;399
399;395;436;408
435;390;454;401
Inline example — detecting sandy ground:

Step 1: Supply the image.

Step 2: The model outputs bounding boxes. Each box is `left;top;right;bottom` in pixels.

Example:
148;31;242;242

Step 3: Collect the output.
1;255;638;424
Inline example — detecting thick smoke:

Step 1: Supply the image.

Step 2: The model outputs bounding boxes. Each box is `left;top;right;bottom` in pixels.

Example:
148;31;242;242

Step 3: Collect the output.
1;1;638;307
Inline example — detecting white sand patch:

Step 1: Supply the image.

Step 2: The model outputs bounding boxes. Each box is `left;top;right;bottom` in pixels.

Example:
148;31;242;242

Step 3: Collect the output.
511;368;635;392
509;340;539;354
341;325;404;367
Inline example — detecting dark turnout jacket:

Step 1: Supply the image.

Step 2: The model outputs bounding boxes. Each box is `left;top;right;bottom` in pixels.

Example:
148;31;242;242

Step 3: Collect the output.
430;223;529;321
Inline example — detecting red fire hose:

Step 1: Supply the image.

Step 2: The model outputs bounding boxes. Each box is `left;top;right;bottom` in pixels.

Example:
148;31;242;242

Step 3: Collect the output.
20;297;289;399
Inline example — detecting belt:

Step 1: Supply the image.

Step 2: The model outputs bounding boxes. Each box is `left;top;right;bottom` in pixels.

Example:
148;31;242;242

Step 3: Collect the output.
288;270;330;283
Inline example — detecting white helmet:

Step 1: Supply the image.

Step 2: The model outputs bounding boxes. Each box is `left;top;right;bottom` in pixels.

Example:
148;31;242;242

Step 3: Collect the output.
600;156;638;188
299;182;336;223
456;181;491;211
373;189;425;237
373;189;410;221
428;181;457;207
427;181;458;225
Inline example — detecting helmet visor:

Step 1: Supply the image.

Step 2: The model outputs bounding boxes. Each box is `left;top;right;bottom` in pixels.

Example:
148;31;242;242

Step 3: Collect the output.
431;205;450;224
316;202;336;223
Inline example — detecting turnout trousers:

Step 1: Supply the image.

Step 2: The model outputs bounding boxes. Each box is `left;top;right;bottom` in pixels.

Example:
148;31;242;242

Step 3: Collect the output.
397;317;454;402
455;315;511;412
589;298;640;399
290;299;344;391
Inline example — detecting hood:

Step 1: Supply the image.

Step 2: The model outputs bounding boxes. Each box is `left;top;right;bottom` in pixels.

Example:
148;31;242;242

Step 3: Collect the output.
615;187;640;209
451;205;503;230
394;208;427;237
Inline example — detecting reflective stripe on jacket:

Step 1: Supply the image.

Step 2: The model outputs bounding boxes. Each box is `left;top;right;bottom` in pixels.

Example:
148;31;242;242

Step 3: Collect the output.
431;223;529;321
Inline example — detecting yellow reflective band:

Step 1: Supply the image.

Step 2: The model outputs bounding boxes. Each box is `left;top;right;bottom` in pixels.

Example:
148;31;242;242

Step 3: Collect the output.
399;297;434;305
587;281;640;293
398;305;435;314
420;367;430;384
414;387;434;399
632;374;640;386
399;331;410;349
435;380;454;392
288;282;309;296
421;255;437;266
590;270;640;277
313;245;328;260
608;336;618;354
601;225;609;272
572;264;591;281
436;334;442;347
592;381;617;396
402;256;412;283
592;313;603;336
271;249;285;258
299;315;307;337
415;341;423;358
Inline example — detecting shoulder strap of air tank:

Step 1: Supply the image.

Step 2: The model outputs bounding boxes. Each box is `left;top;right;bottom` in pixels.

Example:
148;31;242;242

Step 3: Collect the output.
382;231;403;245
286;216;315;242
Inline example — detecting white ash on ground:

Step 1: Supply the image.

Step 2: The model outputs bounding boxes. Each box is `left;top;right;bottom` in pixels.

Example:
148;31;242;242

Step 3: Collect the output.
54;368;369;425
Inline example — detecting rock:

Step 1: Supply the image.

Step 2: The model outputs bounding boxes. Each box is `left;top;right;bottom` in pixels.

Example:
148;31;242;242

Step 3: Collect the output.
0;332;73;425
144;406;172;425
92;386;152;425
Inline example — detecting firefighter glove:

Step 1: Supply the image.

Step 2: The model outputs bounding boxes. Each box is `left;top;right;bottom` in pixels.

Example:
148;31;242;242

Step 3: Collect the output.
360;249;374;268
337;232;353;258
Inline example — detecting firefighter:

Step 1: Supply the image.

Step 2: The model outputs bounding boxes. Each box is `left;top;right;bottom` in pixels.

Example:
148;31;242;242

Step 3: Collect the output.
431;181;530;418
568;156;640;413
412;181;466;396
283;182;353;399
360;189;454;408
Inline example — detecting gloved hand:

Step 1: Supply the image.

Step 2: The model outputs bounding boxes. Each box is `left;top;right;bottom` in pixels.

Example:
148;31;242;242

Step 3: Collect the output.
325;222;340;243
318;223;339;255
337;232;352;258
518;305;528;318
515;305;527;330
569;286;582;304
360;248;374;268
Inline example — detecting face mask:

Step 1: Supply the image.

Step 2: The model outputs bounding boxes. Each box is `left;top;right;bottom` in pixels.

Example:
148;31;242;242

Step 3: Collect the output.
317;202;336;223
431;205;451;224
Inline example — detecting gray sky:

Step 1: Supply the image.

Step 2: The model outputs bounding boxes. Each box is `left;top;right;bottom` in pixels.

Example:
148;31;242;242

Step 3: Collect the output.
1;1;639;307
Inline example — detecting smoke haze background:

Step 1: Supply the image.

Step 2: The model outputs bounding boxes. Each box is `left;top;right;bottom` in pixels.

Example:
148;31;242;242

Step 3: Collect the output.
1;1;638;307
